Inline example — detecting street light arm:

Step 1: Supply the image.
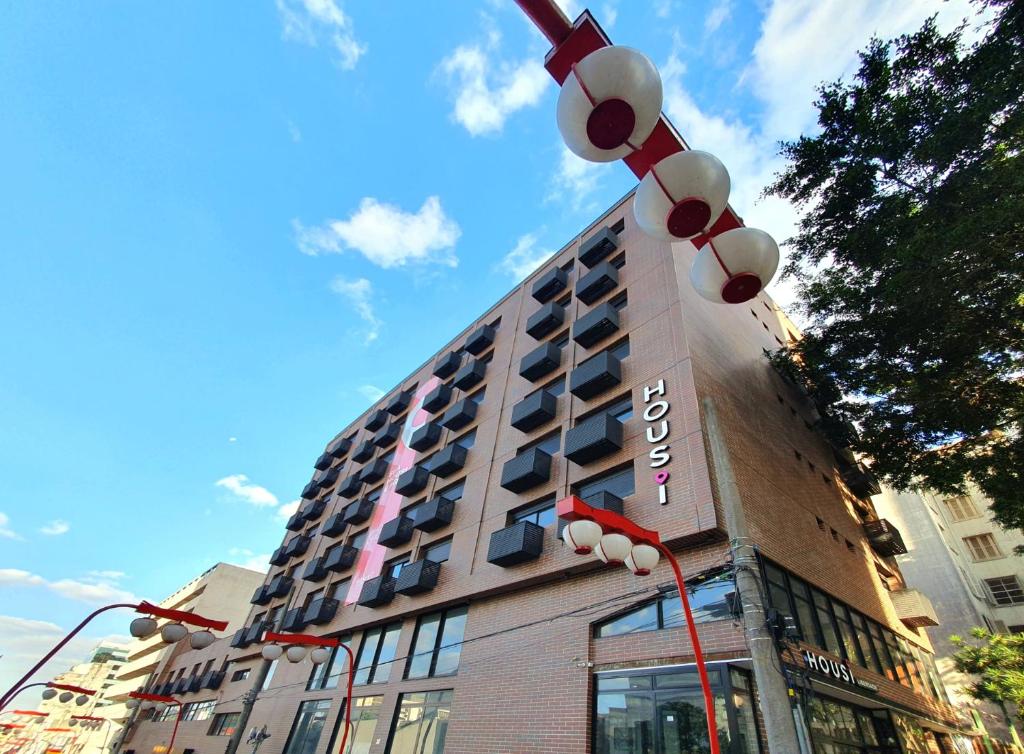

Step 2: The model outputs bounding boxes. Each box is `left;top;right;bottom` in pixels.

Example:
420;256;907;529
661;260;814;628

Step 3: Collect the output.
135;601;229;631
513;0;572;46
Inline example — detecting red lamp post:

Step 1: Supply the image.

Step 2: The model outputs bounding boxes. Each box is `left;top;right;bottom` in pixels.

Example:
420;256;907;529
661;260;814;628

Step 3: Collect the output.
128;692;182;754
558;495;723;754
0;601;228;712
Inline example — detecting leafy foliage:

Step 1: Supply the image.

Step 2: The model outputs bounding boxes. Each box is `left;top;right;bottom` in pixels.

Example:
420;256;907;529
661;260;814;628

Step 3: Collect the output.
766;0;1024;530
952;628;1024;708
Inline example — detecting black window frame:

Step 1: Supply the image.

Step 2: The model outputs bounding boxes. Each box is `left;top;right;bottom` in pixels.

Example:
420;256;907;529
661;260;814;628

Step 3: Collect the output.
404;607;469;680
354;622;403;685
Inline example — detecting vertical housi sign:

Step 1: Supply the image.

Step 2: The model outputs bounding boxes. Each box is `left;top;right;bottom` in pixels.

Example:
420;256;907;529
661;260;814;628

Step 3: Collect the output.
643;380;671;504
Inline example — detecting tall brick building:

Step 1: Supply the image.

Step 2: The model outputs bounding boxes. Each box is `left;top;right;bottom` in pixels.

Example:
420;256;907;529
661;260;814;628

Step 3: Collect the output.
118;192;969;754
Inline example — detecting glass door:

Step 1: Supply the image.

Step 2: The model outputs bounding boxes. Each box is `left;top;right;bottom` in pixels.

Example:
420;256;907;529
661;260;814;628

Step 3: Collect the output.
656;691;730;754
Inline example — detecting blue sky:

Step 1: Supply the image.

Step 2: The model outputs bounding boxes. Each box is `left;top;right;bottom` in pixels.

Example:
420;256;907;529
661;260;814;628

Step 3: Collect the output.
0;0;979;691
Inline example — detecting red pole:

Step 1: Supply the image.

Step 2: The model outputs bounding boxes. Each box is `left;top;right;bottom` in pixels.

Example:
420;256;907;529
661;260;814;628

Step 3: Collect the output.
657;543;722;754
167;702;183;754
513;0;573;45
336;644;355;754
0;603;137;711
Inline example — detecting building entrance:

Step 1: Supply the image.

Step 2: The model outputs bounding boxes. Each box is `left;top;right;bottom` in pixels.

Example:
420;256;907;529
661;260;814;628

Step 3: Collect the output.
806;696;901;753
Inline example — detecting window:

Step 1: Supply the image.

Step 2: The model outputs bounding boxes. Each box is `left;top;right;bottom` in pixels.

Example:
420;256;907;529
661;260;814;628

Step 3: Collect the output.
520;430;560;456
467;387;486;404
945;495;979;521
380;450;395;465
512;497;556;528
422;538;452;564
349;530;368;550
331;578;351;601
596;575;734;637
610;217;625;234
609;290;628;311
964;533;1002;561
230;668;251;682
354;623;402;685
986;576;1024;605
282;699;332;754
386;558;409;580
307;634;353;691
453;429;476;450
561;258;575;272
406;606;469;679
438;480;465;501
384;690;453;754
153;706;177;722
574;464;635;503
530;375;565;398
263;660;278;691
489;316;502;330
209;713;241;737
556;291;572;307
551;330;570;349
337;696;382;754
181;700;216;722
609;251;625;269
607;337;630;360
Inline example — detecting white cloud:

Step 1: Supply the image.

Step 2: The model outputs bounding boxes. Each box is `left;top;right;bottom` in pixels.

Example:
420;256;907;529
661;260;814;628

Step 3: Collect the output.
214;474;279;507
40;519;70;536
287;119;302;143
601;3;618;27
0;512;20;540
0;568;46;587
654;0;673;19
88;570;126;580
0;569;138;604
276;0;366;70
295;196;461;269
705;0;732;33
498;233;554;281
0;615;103;697
438;36;549;136
548;145;611;212
228;547;272;573
357;384;386;402
330;277;382;344
276;500;301;520
228;436;237;443
553;0;581;18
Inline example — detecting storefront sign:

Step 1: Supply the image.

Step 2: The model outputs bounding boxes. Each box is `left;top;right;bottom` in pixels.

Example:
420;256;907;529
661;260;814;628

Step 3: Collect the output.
802;649;876;693
643;380;671;504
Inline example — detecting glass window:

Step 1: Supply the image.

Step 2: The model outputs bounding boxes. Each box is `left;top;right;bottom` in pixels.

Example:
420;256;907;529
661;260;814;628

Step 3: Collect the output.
385;690;453;754
386;558;409;579
575;465;635;503
283;699;332;754
870;622;896;678
308;635;353;691
209;713;240;737
337;696;382;754
832;600;861;665
539;376;566;397
181;700;216;721
230;668;250;682
349;530;368;550
852;613;883;675
608;338;630;360
522;431;560;455
944;495;978;521
789;577;821;646
551;330;570;348
354;623;402;685
596;576;734;637
468;387;486;405
609;290;628;311
406;606;468;679
812;590;841;656
438;480;465;501
964;533;1002;560
512;497;557;528
262;659;278;691
986;576;1024;605
423;539;452;564
453;429;476;450
596;601;659;638
331;579;351;601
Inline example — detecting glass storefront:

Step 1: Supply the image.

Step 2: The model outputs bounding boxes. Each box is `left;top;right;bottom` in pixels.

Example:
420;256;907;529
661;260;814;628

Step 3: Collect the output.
594;664;760;754
805;696;902;754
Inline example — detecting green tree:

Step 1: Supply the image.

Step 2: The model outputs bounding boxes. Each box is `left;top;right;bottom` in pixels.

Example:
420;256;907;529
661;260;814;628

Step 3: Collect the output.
952;628;1024;709
766;0;1024;530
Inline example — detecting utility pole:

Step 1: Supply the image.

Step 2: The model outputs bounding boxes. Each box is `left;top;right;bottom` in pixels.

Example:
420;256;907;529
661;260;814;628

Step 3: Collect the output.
702;398;807;753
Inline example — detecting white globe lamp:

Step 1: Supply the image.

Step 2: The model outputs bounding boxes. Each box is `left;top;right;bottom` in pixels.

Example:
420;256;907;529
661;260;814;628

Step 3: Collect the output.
562;519;603;555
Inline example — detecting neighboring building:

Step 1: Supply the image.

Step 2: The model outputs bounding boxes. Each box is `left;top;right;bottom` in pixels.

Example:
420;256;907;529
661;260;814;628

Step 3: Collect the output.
874;483;1024;747
106;562;265;715
122;192;968;754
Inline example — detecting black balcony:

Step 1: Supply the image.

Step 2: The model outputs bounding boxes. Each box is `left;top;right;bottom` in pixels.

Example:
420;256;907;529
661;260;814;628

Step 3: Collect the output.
500;447;553;493
423;383;453;413
365;409;388;431
579;226;620;268
395;559;441;596
572;302;620;348
243;621;266;645
186;675;202;694
343;498;375;526
314;452;333;471
414;495;456;532
520;342;561;382
282;607;308;633
465;324;497;355
581;490;624;515
526;302;565;340
565;412;624;465
229;629;247;649
316;468;339;491
269;547;289;567
173;677;189;695
324;544;359;573
301;481;319;500
357;575;395;607
338;474;363;499
352;440;375;463
429;443;467;478
301;498;327;521
302;556;329;583
285;534;311;558
441;398;477;431
304;597;339;626
395;466;429;497
532;266;569;303
409;422;442;452
570;351;622;400
373;422;401;449
576;261;619;304
359;458;389;485
285;511;305;532
378;515;416;547
864;519;908;557
453;359;486;391
433;350;462;379
321;512;347;538
250;584;271;605
386;389;411;416
488;521;545;567
200;670;225;691
267;573;294;598
842;463;882;499
327;437;351;459
511;389;557;432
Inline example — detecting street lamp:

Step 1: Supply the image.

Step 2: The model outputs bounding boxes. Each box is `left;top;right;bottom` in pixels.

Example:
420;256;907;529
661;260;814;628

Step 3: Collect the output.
558;494;723;754
0;601;228;712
